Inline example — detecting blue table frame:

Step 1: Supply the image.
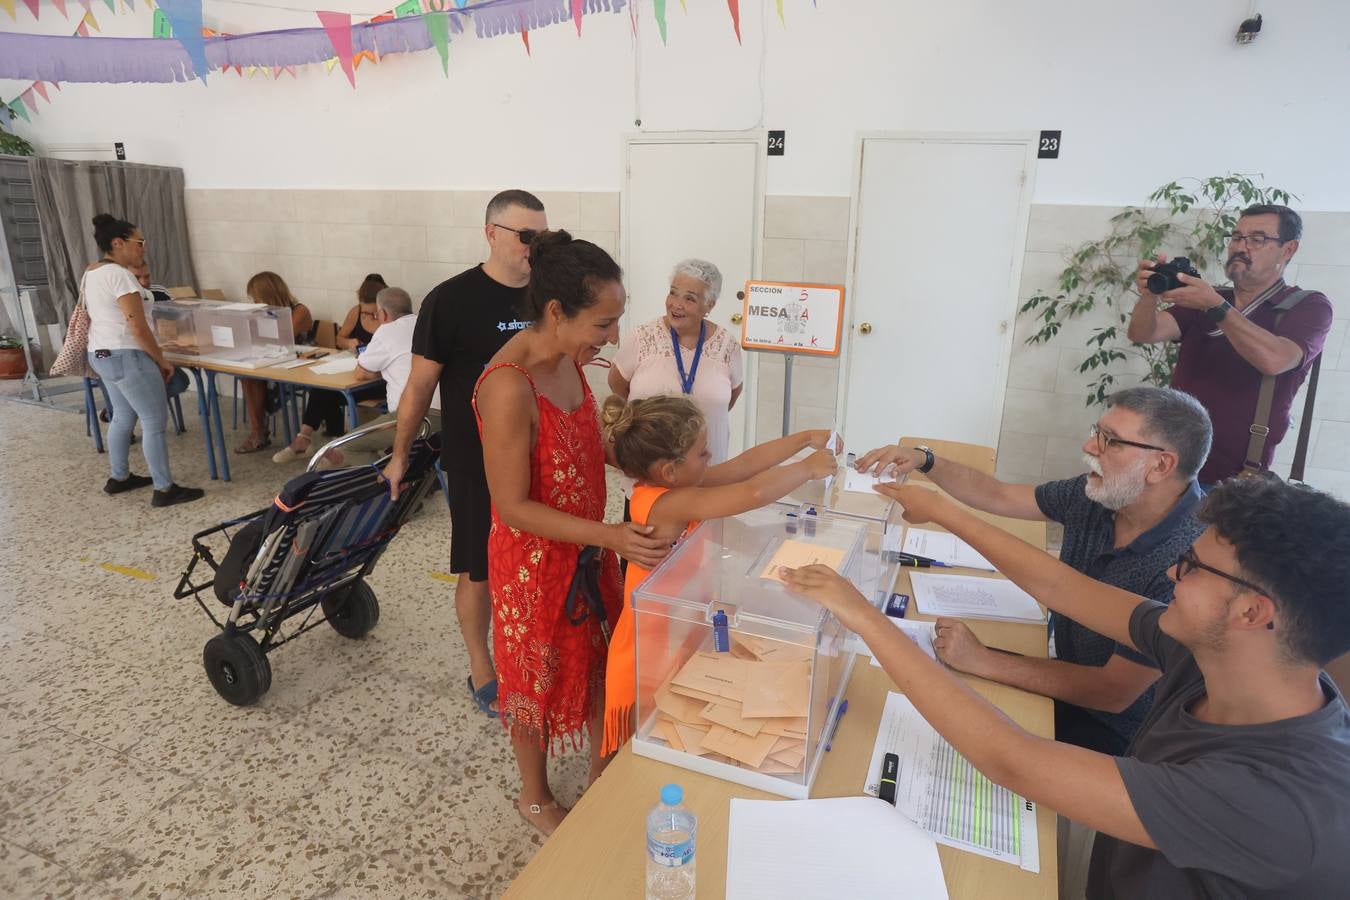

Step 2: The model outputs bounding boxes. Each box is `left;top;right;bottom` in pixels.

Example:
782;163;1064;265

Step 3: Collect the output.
169;357;384;482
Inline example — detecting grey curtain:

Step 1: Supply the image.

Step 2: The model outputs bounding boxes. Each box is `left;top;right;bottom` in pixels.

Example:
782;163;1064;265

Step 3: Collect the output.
29;157;196;322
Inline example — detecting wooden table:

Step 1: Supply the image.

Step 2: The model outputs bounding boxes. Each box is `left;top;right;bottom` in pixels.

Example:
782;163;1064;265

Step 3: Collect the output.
166;352;384;482
505;479;1057;899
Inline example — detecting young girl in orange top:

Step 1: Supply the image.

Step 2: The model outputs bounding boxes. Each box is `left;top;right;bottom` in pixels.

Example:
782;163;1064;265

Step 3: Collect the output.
598;394;840;755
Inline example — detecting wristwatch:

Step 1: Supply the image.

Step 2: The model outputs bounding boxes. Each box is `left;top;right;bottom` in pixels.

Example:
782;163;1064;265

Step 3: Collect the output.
914;445;935;474
1205;301;1232;324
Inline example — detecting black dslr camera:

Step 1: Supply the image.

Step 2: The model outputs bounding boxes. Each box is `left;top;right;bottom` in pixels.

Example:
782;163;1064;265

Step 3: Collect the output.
1146;257;1200;295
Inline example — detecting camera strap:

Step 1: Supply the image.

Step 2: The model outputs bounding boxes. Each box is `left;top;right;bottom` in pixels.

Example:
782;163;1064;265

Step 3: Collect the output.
1243;288;1317;478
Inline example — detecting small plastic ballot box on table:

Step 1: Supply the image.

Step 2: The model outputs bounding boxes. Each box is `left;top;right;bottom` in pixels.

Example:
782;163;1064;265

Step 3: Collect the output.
142;298;203;356
630;506;868;799
193;302;296;367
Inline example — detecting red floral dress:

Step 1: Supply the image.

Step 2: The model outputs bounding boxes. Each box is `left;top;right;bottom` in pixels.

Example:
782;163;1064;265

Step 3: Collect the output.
473;362;622;753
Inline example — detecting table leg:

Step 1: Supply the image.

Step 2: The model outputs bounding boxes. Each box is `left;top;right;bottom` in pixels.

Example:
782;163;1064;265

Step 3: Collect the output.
205;371;232;482
187;368;218;480
344;390;360;430
84;378;105;453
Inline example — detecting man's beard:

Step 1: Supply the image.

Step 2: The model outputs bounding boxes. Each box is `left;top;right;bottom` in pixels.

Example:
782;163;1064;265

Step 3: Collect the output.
1083;453;1150;511
1224;253;1254;284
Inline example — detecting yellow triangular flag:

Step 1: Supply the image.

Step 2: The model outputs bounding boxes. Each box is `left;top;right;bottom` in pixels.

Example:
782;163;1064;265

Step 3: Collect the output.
325;57;339;73
0;0;16;22
83;10;100;31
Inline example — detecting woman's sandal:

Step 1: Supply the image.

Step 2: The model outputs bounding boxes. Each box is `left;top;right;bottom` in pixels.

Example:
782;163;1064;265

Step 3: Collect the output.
517;799;569;837
467;675;499;718
271;437;311;463
234;435;273;454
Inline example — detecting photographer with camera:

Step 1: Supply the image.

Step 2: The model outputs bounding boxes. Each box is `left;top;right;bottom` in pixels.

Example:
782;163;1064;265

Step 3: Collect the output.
1127;205;1333;485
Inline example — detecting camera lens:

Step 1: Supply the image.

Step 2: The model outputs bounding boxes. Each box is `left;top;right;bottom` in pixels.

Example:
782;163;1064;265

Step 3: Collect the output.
1146;271;1171;294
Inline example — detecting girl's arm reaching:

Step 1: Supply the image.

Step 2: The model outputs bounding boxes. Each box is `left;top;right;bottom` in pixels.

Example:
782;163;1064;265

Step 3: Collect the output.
701;429;839;487
648;448;838;527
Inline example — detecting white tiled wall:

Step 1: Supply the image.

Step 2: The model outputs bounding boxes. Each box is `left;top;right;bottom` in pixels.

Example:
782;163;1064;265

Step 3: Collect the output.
185;192;1349;499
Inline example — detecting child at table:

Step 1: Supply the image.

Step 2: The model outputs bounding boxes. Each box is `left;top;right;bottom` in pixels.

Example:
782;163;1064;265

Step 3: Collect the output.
598;394;840;755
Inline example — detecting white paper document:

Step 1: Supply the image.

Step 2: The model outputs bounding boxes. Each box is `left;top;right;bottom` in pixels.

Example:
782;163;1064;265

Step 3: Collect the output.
311;354;358;375
256;317;280;340
843;466;897;494
865;692;1040;873
217;302;266;311
270;357;316;370
871;618;938;666
726;796;948;900
903;528;997;571
909;572;1045;623
209;325;235;349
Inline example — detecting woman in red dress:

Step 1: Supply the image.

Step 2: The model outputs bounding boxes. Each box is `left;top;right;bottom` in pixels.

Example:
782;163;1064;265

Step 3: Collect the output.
474;231;670;836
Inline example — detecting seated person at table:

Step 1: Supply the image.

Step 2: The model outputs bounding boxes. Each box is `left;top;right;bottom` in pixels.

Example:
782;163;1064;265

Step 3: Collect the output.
783;477;1350;898
336;273;386;350
598;393;840;756
317;287;439;468
234;271;314;454
273;275;389;463
855;386;1212;755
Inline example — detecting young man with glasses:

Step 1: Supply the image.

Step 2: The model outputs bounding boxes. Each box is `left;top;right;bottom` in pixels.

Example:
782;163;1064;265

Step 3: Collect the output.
1127;204;1333;485
382;189;547;718
782;475;1350;898
855;387;1213;756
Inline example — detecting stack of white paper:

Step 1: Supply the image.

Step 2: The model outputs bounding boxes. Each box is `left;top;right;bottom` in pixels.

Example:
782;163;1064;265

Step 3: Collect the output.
909;572;1045;622
726;796;948;899
902;528;997;571
312;354;359;375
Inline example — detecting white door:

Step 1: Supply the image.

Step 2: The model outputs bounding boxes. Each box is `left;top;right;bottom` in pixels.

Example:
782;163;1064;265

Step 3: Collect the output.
621;135;765;457
840;135;1035;454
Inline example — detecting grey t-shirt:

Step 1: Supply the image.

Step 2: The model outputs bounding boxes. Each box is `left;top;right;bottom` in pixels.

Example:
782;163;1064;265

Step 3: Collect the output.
1087;602;1350;899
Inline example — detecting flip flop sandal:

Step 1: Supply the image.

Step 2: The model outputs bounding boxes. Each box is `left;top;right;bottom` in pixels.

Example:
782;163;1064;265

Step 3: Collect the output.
517;800;569;837
234;436;273;454
468;675;499;718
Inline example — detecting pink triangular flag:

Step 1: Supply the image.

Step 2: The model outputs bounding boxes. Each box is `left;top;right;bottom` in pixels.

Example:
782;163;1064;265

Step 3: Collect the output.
31;82;49;102
571;0;583;35
21;0;39;18
21;88;38;113
52;0;68;17
76;19;89;34
316;10;356;87
520;17;530;55
726;0;741;43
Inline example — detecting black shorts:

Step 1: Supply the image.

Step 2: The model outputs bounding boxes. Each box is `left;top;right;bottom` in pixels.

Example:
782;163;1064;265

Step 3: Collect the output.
444;458;491;583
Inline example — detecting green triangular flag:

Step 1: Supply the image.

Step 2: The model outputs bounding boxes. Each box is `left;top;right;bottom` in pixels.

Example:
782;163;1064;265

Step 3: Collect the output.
10;99;30;123
424;10;450;76
102;0;114;11
653;0;668;43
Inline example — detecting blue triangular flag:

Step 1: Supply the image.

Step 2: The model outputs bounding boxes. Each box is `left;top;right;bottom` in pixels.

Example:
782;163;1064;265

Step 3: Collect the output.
156;0;209;82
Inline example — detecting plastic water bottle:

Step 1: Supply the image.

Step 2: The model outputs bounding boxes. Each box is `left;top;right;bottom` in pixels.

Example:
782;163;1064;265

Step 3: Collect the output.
646;783;696;900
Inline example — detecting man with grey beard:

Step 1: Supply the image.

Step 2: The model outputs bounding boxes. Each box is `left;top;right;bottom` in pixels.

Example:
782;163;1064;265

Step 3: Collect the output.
856;386;1212;754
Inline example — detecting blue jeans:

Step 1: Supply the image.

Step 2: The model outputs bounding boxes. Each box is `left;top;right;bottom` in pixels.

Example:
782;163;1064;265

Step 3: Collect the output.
88;349;174;490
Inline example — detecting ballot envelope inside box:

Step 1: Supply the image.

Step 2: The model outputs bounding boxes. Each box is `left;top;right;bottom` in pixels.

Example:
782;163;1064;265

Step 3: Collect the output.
630;506;867;799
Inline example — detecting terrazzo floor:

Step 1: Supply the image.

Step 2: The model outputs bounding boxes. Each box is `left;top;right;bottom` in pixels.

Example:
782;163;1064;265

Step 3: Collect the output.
0;390;614;899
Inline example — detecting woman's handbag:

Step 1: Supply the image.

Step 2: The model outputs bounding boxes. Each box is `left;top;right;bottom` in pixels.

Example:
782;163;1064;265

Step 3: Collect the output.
564;545;612;646
50;274;94;379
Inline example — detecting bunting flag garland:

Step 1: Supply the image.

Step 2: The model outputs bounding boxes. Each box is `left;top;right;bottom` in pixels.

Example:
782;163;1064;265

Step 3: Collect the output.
156;0;209;81
652;0;666;44
726;0;741;44
316;10;357;87
424;9;451;75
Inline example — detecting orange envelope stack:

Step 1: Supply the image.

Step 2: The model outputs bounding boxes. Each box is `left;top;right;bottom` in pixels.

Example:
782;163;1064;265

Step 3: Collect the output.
650;635;815;775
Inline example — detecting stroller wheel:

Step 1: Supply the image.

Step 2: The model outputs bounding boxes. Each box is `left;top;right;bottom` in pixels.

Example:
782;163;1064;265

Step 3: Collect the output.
321;580;380;639
203;632;272;705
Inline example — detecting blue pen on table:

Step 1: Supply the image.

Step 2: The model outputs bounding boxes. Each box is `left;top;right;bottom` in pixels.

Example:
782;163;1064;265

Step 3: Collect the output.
898;553;952;568
824;699;849;752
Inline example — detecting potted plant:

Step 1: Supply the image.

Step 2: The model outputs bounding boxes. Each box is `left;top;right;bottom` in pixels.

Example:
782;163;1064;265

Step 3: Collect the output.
0;335;28;379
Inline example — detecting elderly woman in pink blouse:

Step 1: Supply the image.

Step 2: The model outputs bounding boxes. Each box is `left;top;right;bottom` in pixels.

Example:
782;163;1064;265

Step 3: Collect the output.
609;258;744;464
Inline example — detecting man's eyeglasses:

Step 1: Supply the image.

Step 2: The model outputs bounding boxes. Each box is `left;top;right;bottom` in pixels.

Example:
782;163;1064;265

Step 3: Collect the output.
1089;423;1166;454
491;223;539;246
1226;232;1284;248
1176;547;1268;595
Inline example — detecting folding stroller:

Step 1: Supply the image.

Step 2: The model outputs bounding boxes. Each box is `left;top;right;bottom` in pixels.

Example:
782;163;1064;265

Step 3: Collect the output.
175;420;440;705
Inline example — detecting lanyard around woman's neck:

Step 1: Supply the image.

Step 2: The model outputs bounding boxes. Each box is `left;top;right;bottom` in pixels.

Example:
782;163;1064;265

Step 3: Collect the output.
670;320;706;395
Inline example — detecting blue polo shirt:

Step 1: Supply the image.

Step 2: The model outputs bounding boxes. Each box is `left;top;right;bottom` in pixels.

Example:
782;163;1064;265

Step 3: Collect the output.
1034;475;1207;754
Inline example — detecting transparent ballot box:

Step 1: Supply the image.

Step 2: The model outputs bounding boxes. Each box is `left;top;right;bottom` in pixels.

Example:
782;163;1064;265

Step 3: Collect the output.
778;467;907;610
194;303;296;368
630;506;866;799
143;298;203;355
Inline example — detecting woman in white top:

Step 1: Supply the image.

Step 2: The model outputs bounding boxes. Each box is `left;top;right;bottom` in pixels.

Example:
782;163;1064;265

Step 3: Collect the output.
83;214;203;507
609;258;744;464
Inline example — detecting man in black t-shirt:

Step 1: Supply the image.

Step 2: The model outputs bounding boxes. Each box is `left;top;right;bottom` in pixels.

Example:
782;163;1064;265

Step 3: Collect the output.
384;189;547;717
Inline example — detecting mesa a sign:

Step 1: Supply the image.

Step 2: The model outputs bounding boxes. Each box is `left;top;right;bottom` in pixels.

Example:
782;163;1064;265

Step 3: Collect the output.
740;281;845;357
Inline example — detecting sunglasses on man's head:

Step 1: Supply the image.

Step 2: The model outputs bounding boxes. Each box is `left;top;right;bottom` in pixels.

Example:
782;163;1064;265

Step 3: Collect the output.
492;223;539;245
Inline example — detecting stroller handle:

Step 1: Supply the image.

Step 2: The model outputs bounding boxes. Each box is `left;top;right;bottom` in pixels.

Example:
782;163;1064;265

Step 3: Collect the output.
306;417;433;473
